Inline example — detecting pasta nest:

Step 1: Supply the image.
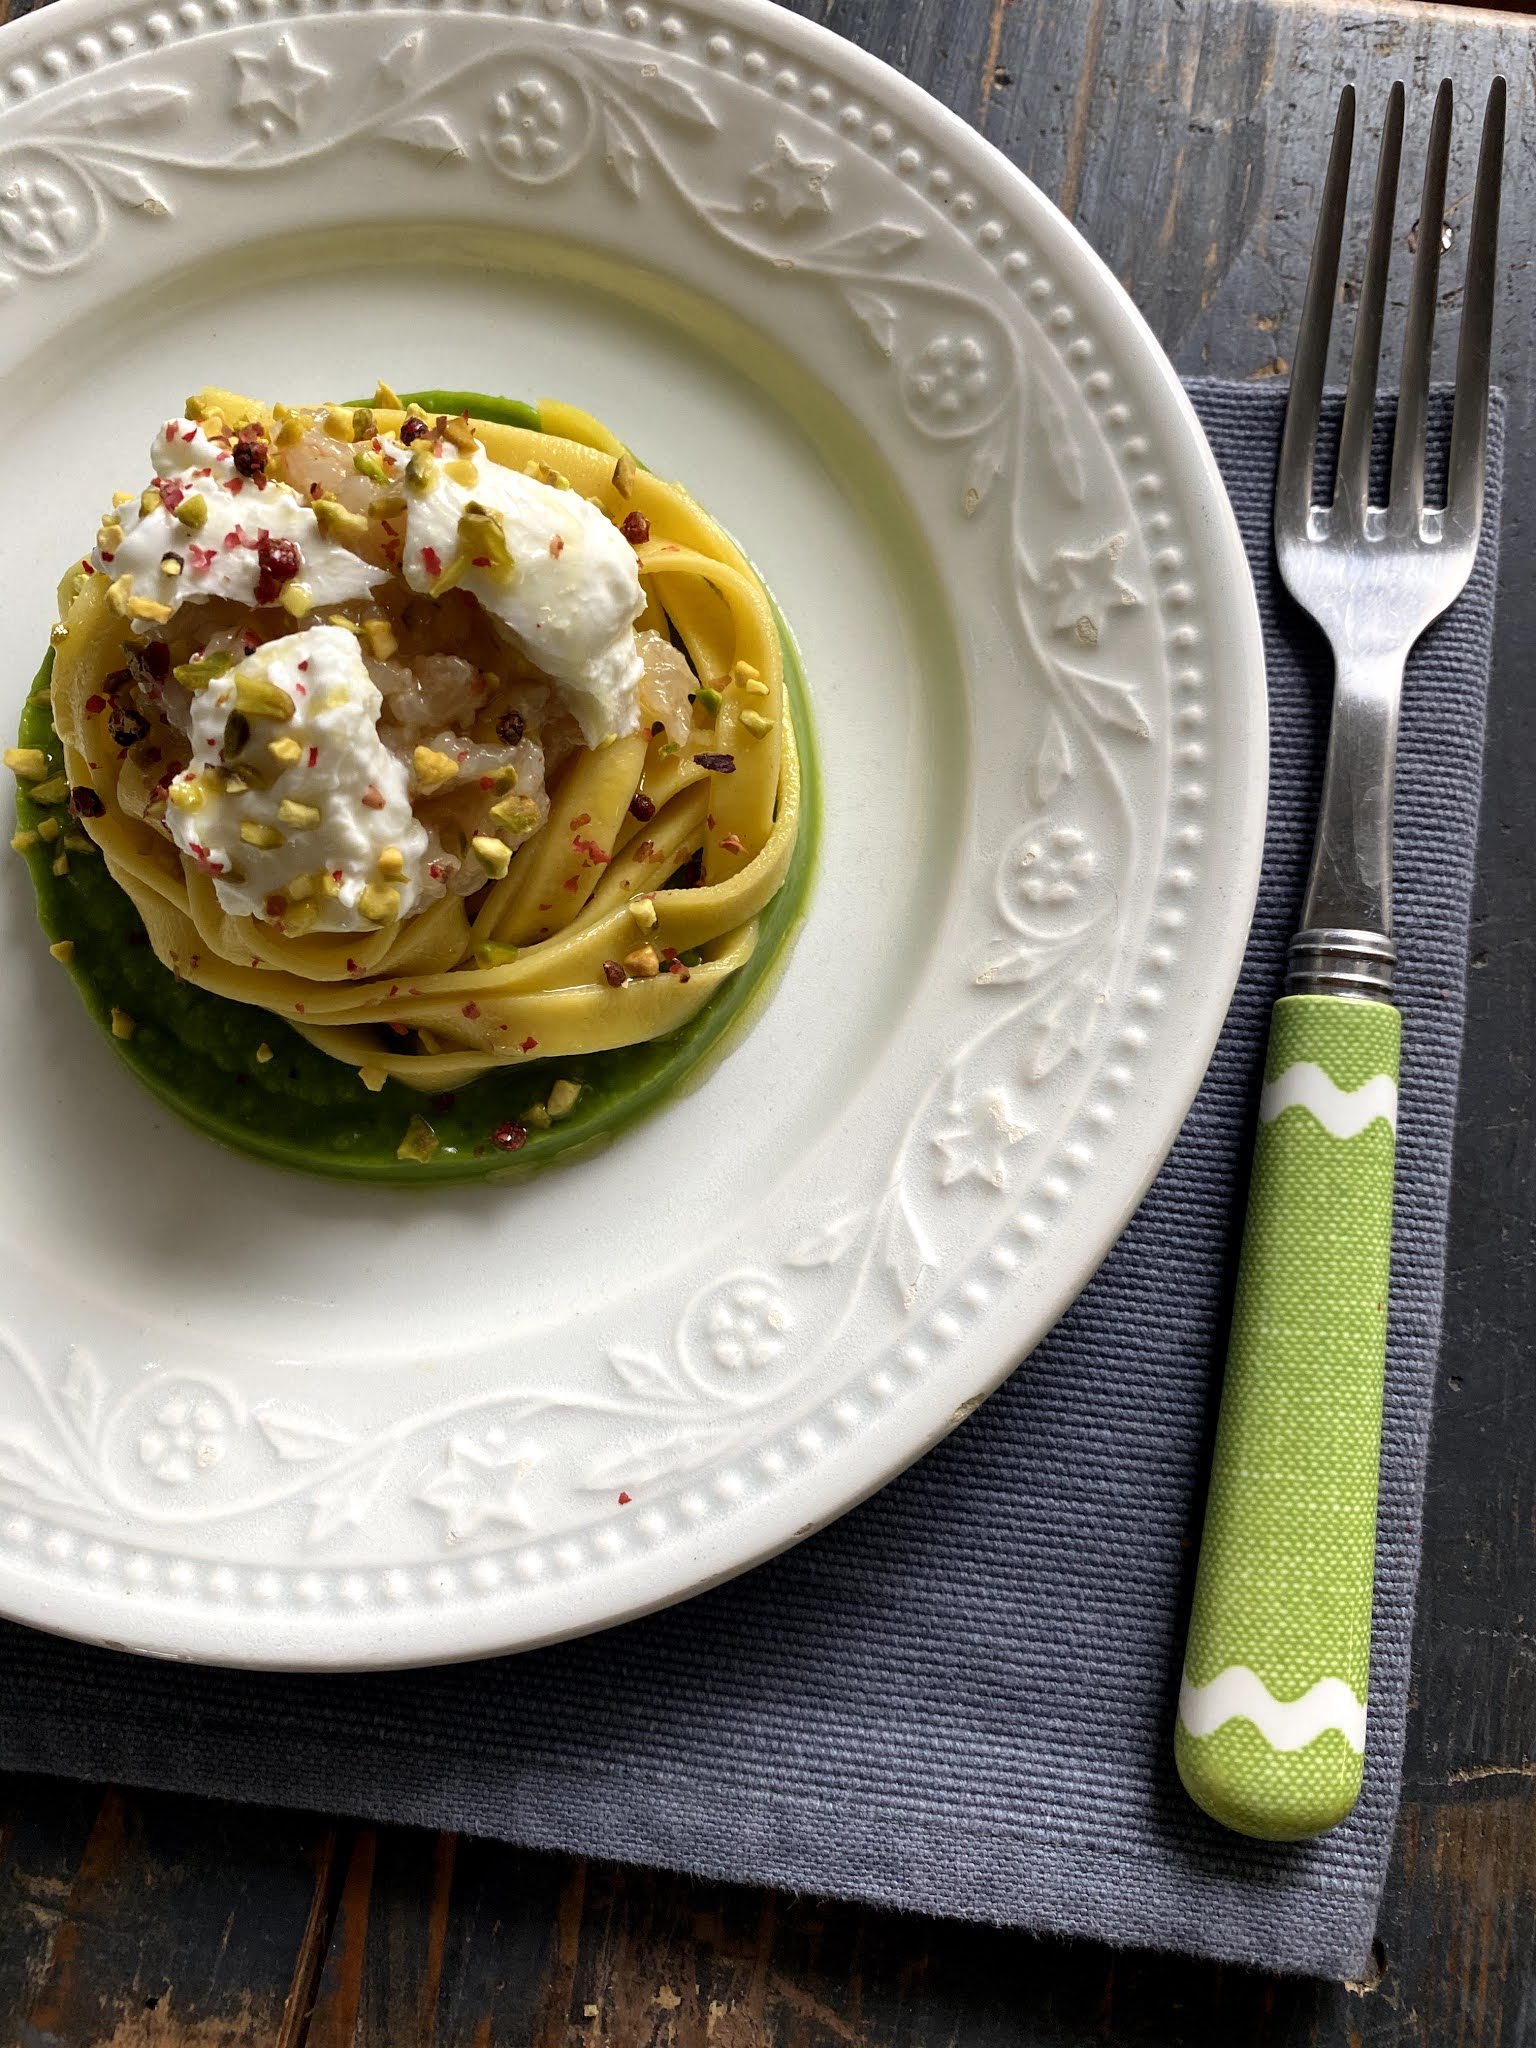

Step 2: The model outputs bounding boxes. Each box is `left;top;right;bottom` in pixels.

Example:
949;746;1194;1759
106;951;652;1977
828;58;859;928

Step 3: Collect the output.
51;391;802;1092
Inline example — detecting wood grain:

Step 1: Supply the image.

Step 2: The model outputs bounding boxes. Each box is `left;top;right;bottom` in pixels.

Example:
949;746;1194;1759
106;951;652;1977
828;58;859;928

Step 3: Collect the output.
0;1776;338;2044
0;0;1531;2038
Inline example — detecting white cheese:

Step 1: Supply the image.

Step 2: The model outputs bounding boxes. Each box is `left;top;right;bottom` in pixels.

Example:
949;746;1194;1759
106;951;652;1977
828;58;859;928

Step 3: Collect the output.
162;626;430;932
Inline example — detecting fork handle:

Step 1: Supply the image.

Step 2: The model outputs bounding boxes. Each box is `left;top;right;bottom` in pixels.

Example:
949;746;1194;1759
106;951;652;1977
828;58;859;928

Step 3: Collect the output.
1175;994;1399;1839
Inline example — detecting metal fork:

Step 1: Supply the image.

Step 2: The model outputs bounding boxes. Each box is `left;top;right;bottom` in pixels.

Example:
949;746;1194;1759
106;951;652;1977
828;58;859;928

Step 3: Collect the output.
1175;78;1505;1842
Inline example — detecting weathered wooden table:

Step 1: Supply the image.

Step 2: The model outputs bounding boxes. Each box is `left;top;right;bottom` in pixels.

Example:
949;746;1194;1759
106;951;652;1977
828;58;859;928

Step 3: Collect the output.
1;0;1531;2039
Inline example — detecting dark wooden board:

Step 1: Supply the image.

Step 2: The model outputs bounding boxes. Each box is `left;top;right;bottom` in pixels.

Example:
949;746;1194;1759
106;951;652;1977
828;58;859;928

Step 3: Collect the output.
0;0;1532;2039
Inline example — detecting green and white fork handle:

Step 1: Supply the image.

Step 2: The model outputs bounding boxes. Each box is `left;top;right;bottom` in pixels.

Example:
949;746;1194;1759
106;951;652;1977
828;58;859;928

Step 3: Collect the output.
1176;927;1398;1840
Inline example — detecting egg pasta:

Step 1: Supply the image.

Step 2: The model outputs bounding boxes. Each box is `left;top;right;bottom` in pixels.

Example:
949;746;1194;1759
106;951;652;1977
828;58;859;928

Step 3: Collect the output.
41;388;803;1103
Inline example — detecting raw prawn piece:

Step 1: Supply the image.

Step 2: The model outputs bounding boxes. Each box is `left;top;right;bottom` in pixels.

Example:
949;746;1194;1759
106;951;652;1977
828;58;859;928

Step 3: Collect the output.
409;728;550;845
272;427;375;516
376;653;489;733
637;629;696;745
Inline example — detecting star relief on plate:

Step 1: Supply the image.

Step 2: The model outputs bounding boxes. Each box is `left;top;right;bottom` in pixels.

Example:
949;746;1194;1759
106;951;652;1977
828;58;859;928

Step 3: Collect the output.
1044;533;1144;647
932;1091;1034;1191
416;1429;545;1542
231;34;329;131
745;136;834;225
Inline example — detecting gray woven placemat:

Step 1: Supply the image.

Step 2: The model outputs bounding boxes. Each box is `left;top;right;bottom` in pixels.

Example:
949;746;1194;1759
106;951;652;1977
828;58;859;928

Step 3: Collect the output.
0;383;1503;1980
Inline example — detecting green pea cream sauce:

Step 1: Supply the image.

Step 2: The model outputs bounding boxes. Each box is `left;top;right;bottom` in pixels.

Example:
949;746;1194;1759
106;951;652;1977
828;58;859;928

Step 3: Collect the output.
14;391;821;1183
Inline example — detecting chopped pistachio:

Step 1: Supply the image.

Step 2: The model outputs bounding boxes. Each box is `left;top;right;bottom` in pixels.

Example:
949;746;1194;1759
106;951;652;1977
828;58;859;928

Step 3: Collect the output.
127;593;174;624
48;939;74;963
326;613;361;635
287;871;317;902
282;900;319;936
739;708;775;737
184;396;207;421
628;896;658;931
36;818;61;843
173;492;208;531
268;736;303;767
741;677;770;697
256;1041;274;1063
412;745;460;793
279;582;314;619
489;792;539;835
278;798;322;831
438;416;475;453
731;660;762;686
353;447;389;485
428;555;468;599
233;674;297;722
351;406;376;443
10;829;39;852
222;709;251;759
473;939;521;969
4;746;48;781
27;776;69;807
612;450;637;499
470;834;512;880
51;851;68;876
623;944;660;978
174;651;233;691
445;457;478;488
312;496;370;544
357;880;401;924
110;1007;134;1039
112;490;136;510
318;870;342;899
695;685;722;716
240;819;285;849
361;618;398;661
160;552;183;578
522;459;570;490
405;447;439;492
275;415;305;448
96;517;125;554
138;487;163;519
546;1079;581;1120
396;1115;439;1164
323;406;355;442
106;574;135;619
373;380;402;410
524;1101;552;1129
372;493;407;524
359;1064;388;1093
376;845;406;877
62;833;95;853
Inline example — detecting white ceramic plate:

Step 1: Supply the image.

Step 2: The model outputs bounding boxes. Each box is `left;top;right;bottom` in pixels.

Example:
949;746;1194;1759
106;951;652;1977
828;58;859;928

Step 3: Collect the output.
0;0;1265;1667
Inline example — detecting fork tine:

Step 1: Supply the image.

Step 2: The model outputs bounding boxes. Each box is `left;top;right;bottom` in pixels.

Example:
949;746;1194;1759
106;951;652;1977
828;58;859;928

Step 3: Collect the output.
1446;75;1506;542
1278;85;1355;526
1392;80;1458;524
1334;83;1405;524
1388;79;1453;522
